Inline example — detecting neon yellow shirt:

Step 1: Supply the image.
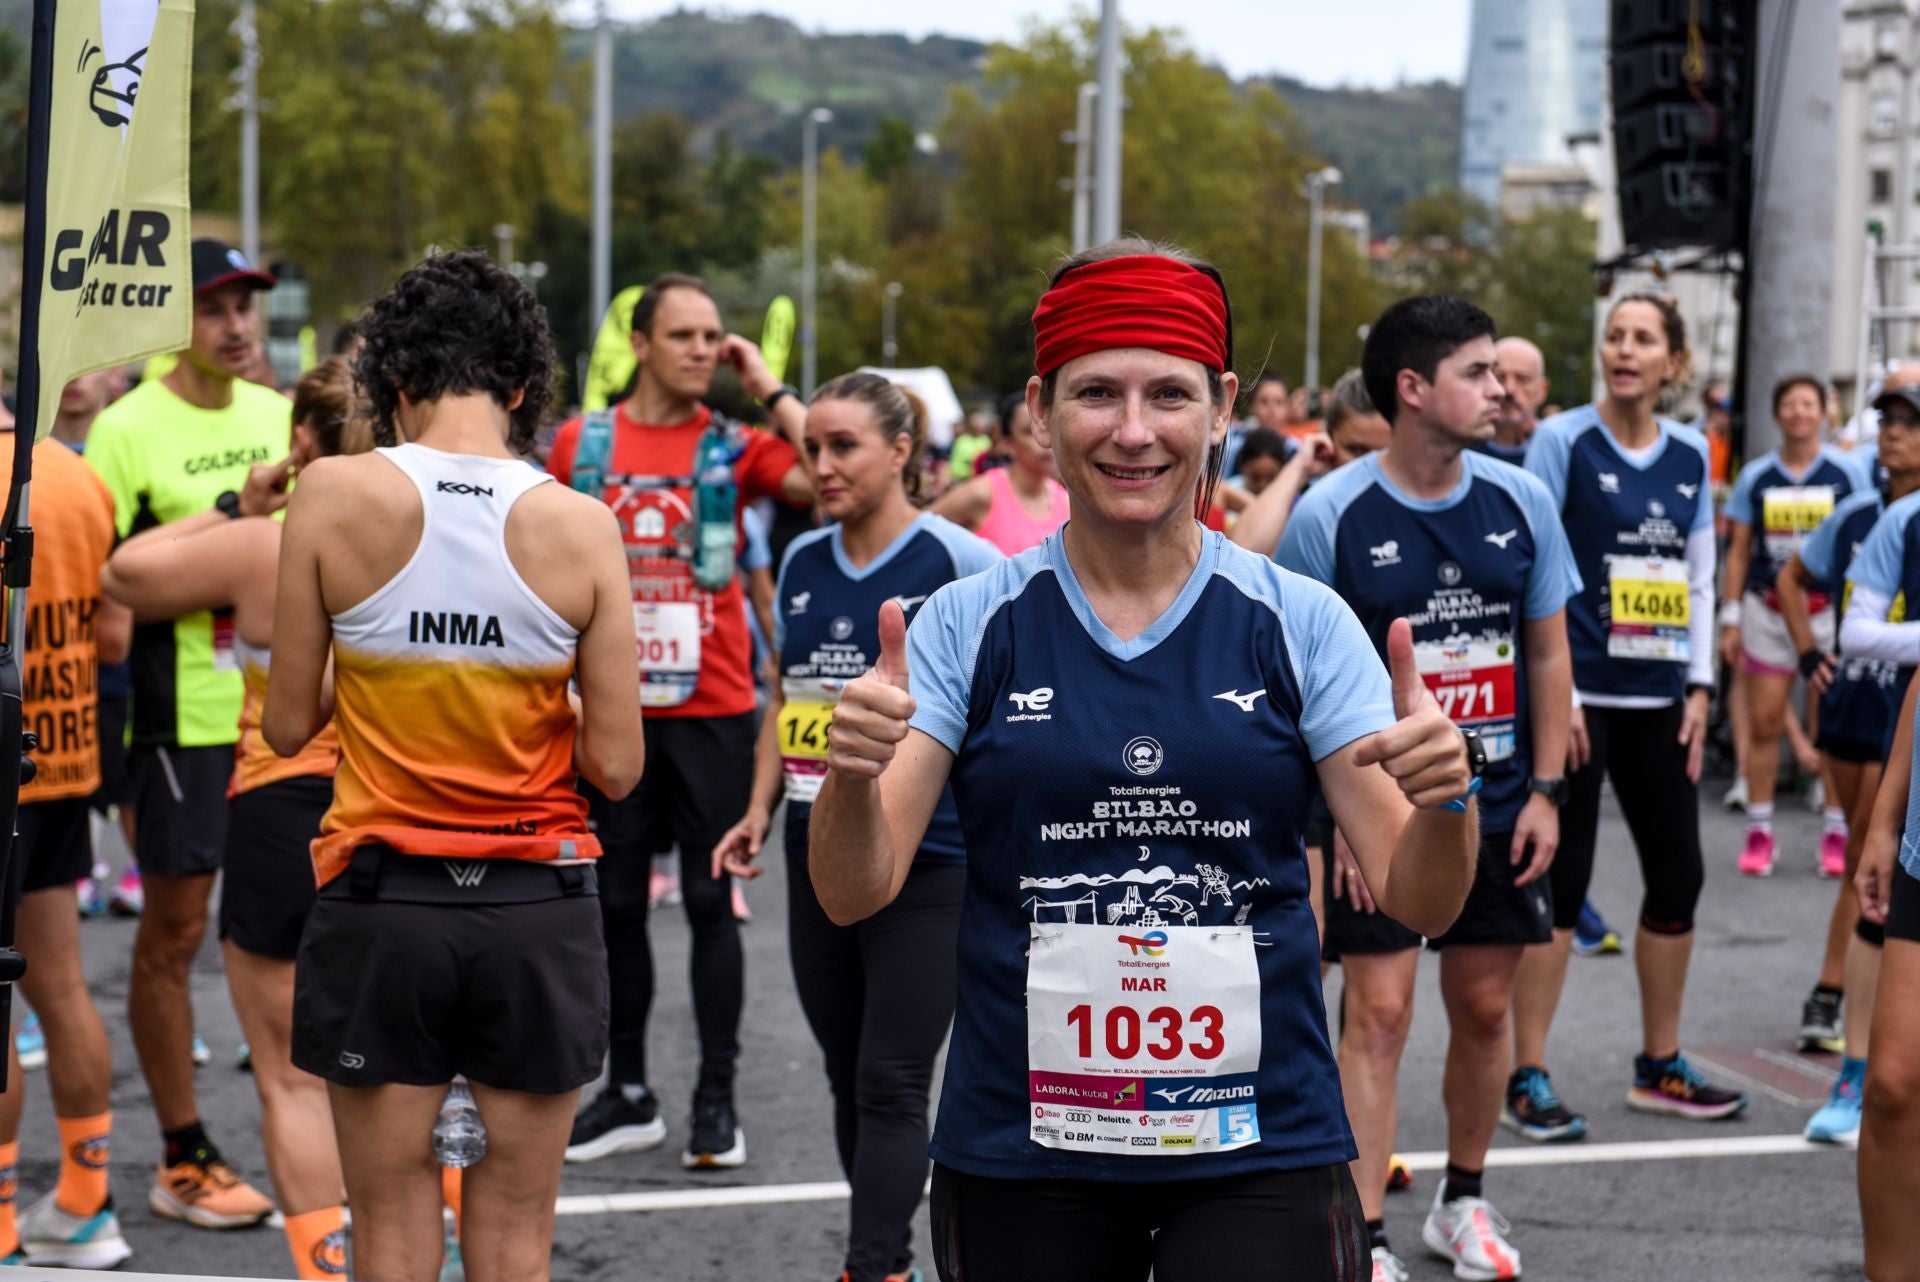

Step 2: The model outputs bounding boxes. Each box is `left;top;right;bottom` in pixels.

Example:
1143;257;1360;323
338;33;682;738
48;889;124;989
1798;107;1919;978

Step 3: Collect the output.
948;433;993;481
86;377;292;747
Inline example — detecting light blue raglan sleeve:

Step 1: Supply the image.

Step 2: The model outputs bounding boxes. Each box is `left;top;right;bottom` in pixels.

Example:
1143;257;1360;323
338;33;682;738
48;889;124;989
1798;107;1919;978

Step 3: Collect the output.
1797;496;1858;584
921;513;1005;579
905;579;985;754
1726;457;1761;526
1522;416;1573;508
739;507;773;573
1848;500;1911;599
1510;468;1583;617
1669;424;1716;535
1280;573;1394;760
1274;483;1340;583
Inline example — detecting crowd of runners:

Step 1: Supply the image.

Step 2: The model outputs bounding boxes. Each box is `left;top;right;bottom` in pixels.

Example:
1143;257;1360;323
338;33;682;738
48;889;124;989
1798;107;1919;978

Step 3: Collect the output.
1;231;1916;1282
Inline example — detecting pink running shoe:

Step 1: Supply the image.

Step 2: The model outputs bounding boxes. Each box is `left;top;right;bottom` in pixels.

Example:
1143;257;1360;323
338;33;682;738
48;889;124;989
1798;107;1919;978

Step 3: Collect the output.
1819;830;1847;879
1738;829;1776;877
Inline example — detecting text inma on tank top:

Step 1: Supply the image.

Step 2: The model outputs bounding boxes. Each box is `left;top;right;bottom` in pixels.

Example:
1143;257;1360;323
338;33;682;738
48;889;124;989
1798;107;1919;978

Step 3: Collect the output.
407;610;506;648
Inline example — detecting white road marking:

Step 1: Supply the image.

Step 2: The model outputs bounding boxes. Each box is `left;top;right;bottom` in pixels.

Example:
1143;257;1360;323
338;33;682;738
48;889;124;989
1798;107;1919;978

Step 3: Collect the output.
546;1134;1845;1218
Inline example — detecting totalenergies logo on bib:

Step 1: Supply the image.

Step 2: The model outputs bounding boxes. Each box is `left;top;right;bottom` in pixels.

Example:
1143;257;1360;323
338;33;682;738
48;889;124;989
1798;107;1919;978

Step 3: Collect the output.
1117;930;1168;956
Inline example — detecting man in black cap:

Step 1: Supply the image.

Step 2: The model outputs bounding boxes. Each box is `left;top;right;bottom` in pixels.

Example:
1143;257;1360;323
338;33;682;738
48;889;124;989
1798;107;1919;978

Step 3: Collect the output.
84;238;285;1228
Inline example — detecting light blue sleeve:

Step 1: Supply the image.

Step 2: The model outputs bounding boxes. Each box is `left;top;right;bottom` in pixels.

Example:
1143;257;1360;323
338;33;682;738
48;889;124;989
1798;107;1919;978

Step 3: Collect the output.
1799;493;1871;583
1278;572;1395;760
738;507;773;573
919;513;1005;579
1726;457;1762;526
1849;498;1919;598
1521;415;1573;508
1666;423;1716;535
1274;483;1339;582
905;562;1036;754
1512;468;1584;617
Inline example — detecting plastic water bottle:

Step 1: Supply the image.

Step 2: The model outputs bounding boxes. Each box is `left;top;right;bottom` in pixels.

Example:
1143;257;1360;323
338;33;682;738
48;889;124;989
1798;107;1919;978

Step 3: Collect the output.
433;1079;487;1168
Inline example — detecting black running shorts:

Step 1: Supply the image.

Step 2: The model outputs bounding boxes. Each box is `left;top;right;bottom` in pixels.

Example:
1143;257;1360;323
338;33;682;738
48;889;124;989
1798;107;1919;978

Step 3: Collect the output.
292;851;608;1094
13;797;93;894
1819;734;1885;767
1311;816;1421;961
1427;829;1554;950
128;744;232;877
1889;859;1920;946
220;776;331;961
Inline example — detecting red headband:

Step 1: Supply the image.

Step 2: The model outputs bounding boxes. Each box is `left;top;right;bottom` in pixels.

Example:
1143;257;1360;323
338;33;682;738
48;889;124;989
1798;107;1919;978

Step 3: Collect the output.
1032;255;1229;377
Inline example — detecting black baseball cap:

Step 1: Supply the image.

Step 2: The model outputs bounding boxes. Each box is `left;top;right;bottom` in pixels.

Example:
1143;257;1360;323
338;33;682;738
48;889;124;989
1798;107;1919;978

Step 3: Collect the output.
1874;384;1920;418
191;238;276;295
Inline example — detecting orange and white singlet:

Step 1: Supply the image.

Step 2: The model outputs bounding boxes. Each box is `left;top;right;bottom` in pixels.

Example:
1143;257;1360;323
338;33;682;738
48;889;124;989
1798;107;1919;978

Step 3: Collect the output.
311;444;598;887
230;637;340;799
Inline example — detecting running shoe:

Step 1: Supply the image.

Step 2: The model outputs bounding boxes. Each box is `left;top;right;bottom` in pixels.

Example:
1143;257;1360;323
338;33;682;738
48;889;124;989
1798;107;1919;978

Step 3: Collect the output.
191;1034;211;1067
1370;1246;1411;1282
1627;1052;1748;1120
0;1247;21;1265
1421;1184;1521;1281
1570;899;1622;957
235;1042;252;1073
110;867;144;917
648;864;682;909
1798;989;1844;1054
15;1012;45;1071
1805;1059;1865;1146
1501;1065;1588;1142
682;1091;746;1170
1737;829;1776;877
564;1086;667;1163
731;879;751;924
19;1191;131;1269
1386;1152;1413;1192
1722;775;1748;811
76;876;108;919
1819;830;1847;879
439;1230;464;1282
148;1156;274;1229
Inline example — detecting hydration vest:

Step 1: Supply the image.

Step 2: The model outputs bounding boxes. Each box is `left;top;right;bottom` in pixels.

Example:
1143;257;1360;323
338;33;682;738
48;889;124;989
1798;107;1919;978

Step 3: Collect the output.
571;408;745;591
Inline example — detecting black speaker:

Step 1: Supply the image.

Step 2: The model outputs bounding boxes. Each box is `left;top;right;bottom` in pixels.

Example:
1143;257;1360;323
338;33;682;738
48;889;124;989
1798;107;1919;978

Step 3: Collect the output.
1610;0;1754;250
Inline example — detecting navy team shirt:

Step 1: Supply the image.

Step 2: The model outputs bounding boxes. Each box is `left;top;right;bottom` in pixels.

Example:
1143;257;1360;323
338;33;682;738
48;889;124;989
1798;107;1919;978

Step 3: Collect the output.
906;528;1392;1181
1526;406;1712;701
1726;446;1868;599
776;513;1000;864
1278;451;1578;832
1801;490;1910;753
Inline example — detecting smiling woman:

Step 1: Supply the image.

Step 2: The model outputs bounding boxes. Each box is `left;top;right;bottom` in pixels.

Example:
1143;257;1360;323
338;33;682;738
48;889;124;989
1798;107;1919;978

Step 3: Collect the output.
805;237;1479;1282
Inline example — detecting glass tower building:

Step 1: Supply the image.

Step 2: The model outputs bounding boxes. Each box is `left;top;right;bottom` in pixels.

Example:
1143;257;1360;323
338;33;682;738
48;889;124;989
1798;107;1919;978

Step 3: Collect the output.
1460;0;1610;206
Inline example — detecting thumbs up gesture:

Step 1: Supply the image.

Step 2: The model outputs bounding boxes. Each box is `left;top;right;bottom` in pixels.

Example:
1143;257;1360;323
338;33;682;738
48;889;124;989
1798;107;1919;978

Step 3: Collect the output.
1350;618;1475;810
827;600;919;779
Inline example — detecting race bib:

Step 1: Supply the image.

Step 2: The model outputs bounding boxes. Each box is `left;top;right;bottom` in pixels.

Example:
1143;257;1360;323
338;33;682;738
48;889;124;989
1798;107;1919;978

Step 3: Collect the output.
1606;555;1690;663
211;613;239;674
634;602;701;709
1414;636;1517;762
1762;486;1834;561
1026;923;1262;1157
778;699;834;804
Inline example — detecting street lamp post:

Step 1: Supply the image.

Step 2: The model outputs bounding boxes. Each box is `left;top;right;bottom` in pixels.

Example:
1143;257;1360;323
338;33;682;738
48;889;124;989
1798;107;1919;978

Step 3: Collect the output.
882;281;903;364
591;0;613;333
1062;82;1097;252
1092;0;1123;244
492;222;516;270
802;106;834;398
236;1;260;265
1304;166;1342;394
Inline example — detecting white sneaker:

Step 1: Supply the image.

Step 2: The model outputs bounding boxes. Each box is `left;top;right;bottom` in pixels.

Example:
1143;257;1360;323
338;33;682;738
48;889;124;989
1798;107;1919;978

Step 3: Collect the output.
20;1190;133;1269
1422;1184;1521;1280
1722;776;1749;811
1371;1244;1411;1282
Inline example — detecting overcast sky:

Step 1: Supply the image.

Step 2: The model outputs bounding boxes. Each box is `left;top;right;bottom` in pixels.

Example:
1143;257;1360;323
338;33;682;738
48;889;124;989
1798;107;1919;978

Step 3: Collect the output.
590;2;1474;88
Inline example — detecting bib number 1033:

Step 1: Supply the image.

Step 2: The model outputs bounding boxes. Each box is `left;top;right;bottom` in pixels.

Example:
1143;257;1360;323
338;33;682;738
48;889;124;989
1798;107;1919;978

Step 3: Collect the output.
1065;1003;1225;1062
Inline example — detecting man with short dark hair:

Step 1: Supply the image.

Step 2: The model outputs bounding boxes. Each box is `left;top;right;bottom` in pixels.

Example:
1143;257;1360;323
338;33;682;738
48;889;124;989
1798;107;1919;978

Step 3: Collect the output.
1282;296;1578;1282
84;238;287;1227
548;273;812;1170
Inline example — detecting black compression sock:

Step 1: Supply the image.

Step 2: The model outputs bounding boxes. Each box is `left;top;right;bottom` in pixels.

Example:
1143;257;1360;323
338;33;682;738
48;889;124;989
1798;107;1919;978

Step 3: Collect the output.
1442;1163;1483;1204
162;1121;218;1167
1367;1218;1389;1252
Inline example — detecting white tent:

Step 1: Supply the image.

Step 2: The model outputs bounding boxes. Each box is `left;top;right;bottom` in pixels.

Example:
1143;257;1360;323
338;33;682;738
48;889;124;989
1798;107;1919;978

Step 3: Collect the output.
857;366;965;449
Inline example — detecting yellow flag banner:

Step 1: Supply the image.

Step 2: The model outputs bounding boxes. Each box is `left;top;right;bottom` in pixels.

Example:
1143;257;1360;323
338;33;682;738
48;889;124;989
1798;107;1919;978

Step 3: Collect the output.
28;0;194;440
761;295;795;384
581;284;644;412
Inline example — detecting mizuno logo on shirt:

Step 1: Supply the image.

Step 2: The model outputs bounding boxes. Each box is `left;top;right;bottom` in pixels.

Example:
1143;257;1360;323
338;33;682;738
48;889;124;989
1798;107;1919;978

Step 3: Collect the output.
892;594;929;612
1213;689;1267;712
444;861;488;888
1677;484;1699;499
1598;473;1621;493
436;480;494;497
1485;529;1518;549
408;611;506;648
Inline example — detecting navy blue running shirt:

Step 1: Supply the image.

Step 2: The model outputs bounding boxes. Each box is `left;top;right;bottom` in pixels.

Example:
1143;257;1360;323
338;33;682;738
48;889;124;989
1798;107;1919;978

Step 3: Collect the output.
905;529;1392;1181
1800;491;1910;751
1725;445;1869;599
1526;406;1714;702
776;513;1000;864
1277;451;1579;832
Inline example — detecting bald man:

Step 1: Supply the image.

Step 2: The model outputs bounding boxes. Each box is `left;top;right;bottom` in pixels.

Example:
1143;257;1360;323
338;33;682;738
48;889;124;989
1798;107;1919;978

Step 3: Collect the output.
1482;337;1548;465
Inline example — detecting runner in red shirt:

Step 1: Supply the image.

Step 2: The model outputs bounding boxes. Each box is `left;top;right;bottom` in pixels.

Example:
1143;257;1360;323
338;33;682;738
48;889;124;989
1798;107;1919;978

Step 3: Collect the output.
549;272;812;1168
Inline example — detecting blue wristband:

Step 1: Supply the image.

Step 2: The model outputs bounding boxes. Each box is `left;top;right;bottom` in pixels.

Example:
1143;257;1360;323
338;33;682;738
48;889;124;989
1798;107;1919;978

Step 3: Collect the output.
1439;775;1483;814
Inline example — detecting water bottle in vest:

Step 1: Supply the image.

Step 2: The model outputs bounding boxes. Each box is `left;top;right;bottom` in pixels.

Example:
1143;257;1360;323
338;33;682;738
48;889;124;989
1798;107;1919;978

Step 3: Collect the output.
691;420;740;591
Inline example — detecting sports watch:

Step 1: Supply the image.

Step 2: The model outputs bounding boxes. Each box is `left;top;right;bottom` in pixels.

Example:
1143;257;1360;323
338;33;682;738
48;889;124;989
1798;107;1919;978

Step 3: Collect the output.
1529;776;1570;807
214;490;244;520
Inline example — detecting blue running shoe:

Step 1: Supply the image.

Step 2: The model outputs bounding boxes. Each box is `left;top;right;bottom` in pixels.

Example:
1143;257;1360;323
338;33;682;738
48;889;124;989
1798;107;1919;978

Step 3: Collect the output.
76;876;107;919
15;1012;46;1071
21;1191;133;1269
1501;1065;1588;1142
1806;1058;1865;1146
191;1034;211;1067
1572;898;1622;956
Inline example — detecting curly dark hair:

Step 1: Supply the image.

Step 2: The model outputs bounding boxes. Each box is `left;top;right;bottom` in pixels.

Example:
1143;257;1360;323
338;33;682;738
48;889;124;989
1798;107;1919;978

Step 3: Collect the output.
352;250;557;452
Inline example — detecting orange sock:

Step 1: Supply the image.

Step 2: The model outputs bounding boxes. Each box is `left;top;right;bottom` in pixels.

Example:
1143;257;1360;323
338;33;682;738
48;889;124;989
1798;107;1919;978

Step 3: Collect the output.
441;1165;462;1235
0;1140;18;1255
284;1205;348;1280
53;1113;110;1217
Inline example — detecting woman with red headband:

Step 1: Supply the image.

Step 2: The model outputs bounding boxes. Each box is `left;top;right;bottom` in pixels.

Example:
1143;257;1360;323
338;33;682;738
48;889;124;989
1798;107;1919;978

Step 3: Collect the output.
808;238;1480;1281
